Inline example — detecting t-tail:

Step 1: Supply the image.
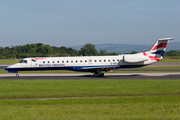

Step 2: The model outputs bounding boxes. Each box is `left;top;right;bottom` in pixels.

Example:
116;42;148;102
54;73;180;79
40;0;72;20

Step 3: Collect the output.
143;37;174;61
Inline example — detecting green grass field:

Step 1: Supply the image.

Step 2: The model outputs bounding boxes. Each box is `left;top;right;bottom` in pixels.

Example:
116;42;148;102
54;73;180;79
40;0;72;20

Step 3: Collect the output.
158;58;180;63
1;79;180;99
0;59;22;64
1;96;180;120
1;58;180;119
0;79;180;120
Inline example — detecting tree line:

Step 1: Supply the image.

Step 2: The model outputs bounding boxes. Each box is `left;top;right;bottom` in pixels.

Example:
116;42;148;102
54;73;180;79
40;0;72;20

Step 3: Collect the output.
0;43;118;59
0;43;179;59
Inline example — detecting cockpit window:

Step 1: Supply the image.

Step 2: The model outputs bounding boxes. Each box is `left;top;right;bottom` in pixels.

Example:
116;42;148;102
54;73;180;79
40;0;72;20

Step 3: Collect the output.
19;60;24;63
19;60;27;63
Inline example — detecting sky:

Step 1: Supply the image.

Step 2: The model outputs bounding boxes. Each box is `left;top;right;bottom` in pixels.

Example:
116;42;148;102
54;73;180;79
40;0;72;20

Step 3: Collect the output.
0;0;180;47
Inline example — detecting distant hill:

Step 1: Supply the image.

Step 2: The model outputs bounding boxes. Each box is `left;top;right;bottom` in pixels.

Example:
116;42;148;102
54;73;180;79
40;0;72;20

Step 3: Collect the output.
70;42;180;54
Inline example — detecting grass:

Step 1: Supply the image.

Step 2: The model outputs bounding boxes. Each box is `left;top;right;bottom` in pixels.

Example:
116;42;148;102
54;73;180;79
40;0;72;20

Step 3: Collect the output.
0;59;22;64
0;79;180;99
0;58;180;119
0;79;180;120
0;96;180;120
158;58;180;63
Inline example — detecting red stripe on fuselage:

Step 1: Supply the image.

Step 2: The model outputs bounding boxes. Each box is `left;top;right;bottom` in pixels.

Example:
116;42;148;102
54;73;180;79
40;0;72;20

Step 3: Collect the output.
32;58;46;60
148;56;161;61
151;43;167;51
143;52;147;55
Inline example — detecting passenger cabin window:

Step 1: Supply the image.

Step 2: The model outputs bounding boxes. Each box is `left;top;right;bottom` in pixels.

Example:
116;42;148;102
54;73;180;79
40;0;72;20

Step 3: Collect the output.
62;61;64;63
94;60;97;62
85;60;87;62
71;61;73;63
113;59;115;62
108;60;110;62
67;61;69;63
89;60;92;62
117;59;119;61
99;60;101;62
76;60;78;63
43;61;45;63
80;60;82;63
52;61;54;63
48;61;50;63
57;61;59;63
104;60;106;62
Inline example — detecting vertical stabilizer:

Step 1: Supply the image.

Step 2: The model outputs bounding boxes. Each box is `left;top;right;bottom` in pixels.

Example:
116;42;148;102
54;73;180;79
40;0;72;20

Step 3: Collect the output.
143;38;174;61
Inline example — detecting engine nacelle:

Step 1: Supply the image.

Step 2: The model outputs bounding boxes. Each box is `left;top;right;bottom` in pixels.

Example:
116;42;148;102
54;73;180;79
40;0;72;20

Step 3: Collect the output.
123;55;148;63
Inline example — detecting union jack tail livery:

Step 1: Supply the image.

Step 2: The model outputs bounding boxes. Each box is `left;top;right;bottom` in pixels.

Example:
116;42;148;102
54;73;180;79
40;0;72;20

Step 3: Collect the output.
143;38;174;61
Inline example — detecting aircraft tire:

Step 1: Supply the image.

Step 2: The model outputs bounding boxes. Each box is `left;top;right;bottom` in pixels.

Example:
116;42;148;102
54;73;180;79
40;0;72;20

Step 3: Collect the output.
16;74;19;77
100;73;104;77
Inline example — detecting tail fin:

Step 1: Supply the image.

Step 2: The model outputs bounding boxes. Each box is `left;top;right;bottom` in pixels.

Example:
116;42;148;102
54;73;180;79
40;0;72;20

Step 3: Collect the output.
143;38;174;61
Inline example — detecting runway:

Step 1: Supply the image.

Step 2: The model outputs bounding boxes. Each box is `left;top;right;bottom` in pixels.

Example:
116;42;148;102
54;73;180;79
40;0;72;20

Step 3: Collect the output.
0;73;180;80
0;64;11;70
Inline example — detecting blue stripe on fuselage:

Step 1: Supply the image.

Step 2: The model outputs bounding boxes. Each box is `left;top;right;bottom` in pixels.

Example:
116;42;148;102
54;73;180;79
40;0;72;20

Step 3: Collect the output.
5;64;147;73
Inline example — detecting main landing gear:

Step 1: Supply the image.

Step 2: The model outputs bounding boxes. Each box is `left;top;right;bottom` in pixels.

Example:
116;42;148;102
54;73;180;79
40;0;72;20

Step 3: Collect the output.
93;73;104;77
94;69;104;77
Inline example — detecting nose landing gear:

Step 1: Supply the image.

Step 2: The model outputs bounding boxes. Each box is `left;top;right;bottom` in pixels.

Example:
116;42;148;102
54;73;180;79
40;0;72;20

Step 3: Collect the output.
16;74;19;77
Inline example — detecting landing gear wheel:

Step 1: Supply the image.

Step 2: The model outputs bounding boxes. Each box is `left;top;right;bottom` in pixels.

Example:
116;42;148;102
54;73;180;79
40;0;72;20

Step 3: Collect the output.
16;74;19;77
100;73;104;77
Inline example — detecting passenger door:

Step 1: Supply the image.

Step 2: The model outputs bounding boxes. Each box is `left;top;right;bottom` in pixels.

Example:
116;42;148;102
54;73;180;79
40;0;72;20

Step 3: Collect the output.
31;59;36;67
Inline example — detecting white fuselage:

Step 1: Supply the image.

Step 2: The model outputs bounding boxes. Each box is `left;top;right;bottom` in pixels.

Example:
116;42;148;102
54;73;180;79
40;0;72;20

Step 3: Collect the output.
5;53;156;73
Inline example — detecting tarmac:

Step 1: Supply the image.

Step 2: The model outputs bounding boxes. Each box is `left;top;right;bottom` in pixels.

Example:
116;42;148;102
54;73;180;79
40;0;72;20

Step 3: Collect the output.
0;73;180;80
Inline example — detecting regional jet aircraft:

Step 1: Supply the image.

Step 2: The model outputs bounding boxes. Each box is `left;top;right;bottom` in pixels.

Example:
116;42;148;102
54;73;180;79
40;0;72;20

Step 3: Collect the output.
5;38;174;77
